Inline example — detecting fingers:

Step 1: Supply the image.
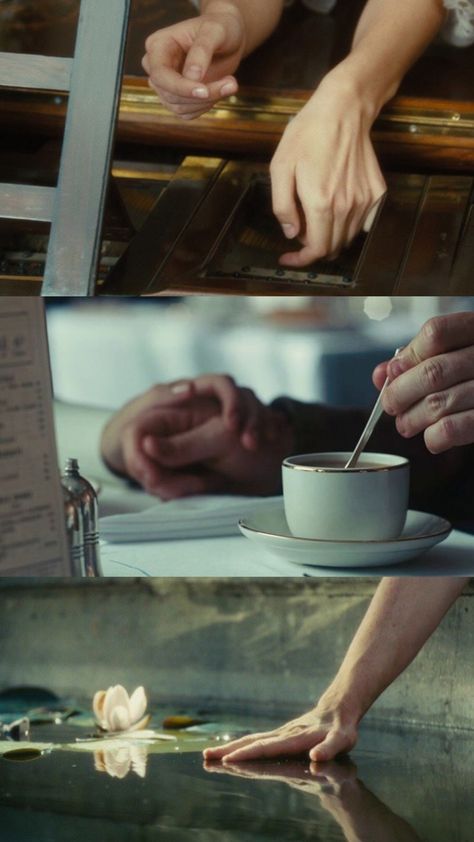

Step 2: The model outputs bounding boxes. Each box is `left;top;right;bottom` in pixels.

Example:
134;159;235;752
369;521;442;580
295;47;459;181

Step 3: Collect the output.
192;375;266;449
218;730;322;762
143;20;239;120
383;347;474;418
387;313;474;380
203;732;271;761
270;157;301;242
182;19;226;82
309;728;355;763
146;416;228;469
424;410;474;455
372;362;389;392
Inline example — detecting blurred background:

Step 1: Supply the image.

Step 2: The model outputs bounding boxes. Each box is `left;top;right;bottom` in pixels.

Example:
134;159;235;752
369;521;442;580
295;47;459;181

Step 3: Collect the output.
46;295;474;411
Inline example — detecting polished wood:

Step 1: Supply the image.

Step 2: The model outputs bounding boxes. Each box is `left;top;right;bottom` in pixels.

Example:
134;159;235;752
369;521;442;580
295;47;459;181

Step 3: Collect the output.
0;0;472;172
103;156;474;297
395;176;473;294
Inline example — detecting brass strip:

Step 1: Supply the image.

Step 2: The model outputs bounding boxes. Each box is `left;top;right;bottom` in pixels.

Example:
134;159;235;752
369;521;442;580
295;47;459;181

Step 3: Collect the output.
120;86;474;136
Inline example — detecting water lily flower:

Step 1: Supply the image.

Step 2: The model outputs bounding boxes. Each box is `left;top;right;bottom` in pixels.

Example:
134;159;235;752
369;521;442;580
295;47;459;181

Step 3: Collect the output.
93;685;150;734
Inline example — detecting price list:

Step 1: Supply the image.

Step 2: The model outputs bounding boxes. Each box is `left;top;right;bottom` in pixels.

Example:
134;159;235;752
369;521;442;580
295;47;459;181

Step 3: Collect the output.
0;301;70;575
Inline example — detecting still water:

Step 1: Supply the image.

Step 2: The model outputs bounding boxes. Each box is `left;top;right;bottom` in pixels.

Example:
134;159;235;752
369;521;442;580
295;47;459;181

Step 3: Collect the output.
1;713;473;842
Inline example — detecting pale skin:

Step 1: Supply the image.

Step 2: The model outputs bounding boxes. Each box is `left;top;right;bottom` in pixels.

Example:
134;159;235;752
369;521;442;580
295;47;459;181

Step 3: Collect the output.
142;0;447;263
202;576;468;764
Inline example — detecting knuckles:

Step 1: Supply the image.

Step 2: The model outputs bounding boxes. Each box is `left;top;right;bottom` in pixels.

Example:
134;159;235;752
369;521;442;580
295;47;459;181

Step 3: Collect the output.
420;357;446;392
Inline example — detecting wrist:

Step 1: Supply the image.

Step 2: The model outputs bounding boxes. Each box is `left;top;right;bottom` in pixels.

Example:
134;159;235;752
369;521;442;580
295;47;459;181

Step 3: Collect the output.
316;62;384;125
201;0;248;54
316;681;366;727
268;405;296;456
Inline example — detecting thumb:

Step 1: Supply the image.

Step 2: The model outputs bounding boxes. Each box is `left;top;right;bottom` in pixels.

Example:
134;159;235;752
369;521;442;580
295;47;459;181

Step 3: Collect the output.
309;730;352;763
182;20;226;82
372;361;389;391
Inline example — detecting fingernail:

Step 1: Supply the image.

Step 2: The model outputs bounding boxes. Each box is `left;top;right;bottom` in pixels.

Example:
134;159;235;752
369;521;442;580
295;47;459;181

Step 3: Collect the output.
171;381;191;394
282;224;297;239
388;357;409;379
220;81;237;96
185;64;203;81
193;86;210;99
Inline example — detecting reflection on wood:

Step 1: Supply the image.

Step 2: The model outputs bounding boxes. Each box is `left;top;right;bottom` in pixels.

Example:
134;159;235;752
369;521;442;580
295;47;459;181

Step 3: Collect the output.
395;176;473;294
103;157;473;297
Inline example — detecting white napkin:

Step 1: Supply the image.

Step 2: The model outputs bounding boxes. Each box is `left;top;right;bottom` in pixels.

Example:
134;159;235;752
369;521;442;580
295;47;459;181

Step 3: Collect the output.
100;495;282;543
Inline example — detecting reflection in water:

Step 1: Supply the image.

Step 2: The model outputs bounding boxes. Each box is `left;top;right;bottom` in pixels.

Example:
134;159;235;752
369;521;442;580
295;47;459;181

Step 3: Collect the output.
94;742;148;780
1;724;473;841
205;758;424;842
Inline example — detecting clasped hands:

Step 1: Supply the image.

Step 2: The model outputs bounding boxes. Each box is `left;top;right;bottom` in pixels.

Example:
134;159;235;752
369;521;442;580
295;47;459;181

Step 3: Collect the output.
101;313;474;501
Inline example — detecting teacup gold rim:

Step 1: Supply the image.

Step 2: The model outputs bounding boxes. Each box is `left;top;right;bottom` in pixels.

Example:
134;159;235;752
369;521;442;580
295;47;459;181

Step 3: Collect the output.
282;452;410;474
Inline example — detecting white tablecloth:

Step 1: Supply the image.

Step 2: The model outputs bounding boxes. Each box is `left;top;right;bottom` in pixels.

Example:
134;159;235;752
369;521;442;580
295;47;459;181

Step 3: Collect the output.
100;529;474;578
95;481;474;579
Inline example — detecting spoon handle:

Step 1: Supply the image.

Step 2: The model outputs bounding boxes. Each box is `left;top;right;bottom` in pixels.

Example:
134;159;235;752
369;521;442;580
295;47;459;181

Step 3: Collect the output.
344;348;402;470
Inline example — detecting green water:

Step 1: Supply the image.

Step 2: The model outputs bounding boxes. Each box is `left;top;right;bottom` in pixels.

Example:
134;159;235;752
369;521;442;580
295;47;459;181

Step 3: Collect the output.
1;715;474;842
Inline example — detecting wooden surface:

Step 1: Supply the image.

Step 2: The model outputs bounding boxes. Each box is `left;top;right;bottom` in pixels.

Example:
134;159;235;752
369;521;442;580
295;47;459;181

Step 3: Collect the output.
103;158;474;297
0;0;472;99
0;0;472;159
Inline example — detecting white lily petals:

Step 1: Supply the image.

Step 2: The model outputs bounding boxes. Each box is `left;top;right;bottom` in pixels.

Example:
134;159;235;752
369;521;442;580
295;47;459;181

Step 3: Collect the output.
129;686;147;724
92;685;150;734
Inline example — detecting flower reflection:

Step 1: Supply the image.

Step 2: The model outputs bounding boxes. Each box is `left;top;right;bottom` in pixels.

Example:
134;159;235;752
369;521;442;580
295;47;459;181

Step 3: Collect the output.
94;742;148;779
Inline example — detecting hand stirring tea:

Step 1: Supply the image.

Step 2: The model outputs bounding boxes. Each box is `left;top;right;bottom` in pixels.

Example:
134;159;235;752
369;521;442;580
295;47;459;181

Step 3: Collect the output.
345;349;402;469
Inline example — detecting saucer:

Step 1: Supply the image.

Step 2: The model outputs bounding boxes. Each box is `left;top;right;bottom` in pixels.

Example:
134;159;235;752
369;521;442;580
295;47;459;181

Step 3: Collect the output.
238;502;451;568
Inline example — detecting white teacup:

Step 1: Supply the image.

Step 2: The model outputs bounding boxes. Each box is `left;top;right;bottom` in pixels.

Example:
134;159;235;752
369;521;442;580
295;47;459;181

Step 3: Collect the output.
282;452;410;541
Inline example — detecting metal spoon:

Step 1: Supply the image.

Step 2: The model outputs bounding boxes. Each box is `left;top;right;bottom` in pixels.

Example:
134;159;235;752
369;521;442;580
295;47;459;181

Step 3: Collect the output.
345;348;402;470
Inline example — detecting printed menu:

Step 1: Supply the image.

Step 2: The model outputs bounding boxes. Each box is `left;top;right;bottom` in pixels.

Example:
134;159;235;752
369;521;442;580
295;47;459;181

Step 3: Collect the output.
0;300;70;575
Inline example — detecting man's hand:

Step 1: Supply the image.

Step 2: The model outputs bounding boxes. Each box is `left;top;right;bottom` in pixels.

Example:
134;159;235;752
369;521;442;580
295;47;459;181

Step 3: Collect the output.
100;374;294;499
373;313;474;454
142;5;245;120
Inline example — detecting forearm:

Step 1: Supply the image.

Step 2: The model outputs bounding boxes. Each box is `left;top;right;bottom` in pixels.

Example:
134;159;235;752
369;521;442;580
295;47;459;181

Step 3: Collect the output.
322;577;467;723
326;0;446;118
200;0;284;55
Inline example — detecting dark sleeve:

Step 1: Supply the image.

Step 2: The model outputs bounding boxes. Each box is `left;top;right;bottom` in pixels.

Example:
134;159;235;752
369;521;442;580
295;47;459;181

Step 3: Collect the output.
271;397;474;526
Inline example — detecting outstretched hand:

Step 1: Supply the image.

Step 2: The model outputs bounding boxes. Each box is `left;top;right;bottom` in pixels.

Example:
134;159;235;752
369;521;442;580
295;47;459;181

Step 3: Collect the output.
203;702;358;764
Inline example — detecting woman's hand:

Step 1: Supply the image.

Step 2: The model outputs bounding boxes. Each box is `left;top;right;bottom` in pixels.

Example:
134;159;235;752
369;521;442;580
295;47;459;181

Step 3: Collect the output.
271;69;386;267
373;313;474;454
203;696;359;763
142;4;246;120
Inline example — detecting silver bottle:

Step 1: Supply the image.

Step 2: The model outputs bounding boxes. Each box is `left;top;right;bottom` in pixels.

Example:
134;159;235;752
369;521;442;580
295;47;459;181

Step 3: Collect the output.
61;458;101;577
63;483;86;577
